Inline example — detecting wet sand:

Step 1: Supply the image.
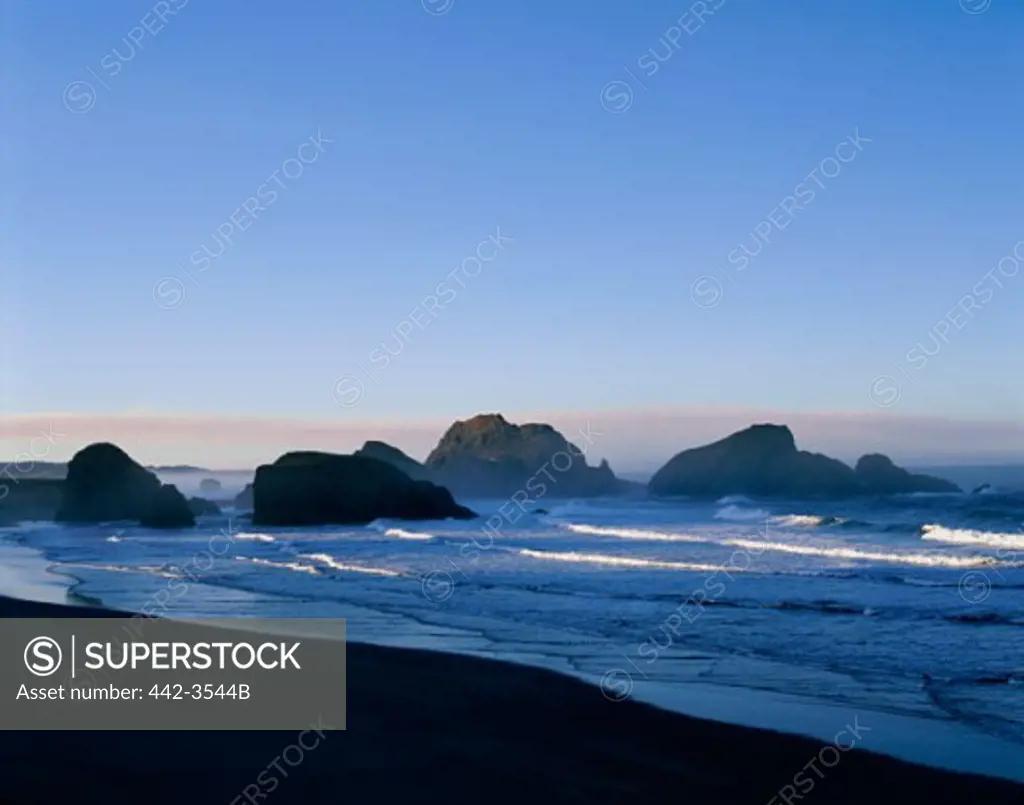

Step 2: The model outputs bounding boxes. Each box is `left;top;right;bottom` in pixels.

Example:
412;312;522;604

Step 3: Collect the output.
1;594;1022;804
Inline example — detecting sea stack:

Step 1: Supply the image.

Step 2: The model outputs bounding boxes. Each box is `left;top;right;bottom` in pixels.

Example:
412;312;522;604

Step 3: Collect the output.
649;424;961;498
56;443;195;528
424;413;619;499
251;452;475;526
354;441;432;481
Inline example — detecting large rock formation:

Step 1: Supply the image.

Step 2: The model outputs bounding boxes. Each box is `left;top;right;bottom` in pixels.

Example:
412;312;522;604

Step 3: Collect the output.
424;414;620;499
354;441;432;481
141;485;196;528
55;443;195;528
649;424;961;498
252;452;475;526
854;454;960;494
187;497;222;517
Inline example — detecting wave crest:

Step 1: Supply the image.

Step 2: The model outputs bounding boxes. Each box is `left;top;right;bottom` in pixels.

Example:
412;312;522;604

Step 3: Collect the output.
921;524;1024;552
519;548;748;573
565;523;704;543
384;528;434;541
298;553;401;577
237;556;320;575
725;537;1005;569
714;504;770;522
234;533;276;543
771;514;828;527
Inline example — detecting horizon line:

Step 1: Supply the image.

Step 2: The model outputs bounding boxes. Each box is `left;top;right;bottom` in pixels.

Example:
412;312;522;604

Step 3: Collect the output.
1;406;1022;469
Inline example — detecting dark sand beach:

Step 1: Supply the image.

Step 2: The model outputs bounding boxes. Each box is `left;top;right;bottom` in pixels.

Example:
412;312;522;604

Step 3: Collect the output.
1;595;1022;804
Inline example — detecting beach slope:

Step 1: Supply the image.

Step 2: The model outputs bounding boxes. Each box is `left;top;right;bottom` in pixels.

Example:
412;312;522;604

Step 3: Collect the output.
0;595;1021;804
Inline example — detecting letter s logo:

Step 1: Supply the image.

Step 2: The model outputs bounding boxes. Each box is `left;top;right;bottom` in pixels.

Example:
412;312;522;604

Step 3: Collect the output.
24;636;62;676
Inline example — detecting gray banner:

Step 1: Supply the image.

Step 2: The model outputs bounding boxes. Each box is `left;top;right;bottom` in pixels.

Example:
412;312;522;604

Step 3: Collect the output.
3;617;346;730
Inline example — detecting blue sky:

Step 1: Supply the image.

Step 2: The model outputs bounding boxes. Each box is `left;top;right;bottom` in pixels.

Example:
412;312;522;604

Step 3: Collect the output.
3;0;1023;465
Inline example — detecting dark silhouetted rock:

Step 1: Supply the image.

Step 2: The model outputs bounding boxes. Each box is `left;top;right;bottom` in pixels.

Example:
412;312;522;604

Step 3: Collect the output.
55;443;195;528
972;482;993;495
854;454;961;495
187;497;222;517
199;478;222;494
649;425;853;498
424;414;620;499
354;441;431;481
0;479;65;524
234;484;254;509
141;485;196;528
252;452;475;526
649;424;962;499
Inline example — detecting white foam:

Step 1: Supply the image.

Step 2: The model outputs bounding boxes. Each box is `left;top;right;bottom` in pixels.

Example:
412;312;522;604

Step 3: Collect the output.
298;553;401;577
562;520;998;569
771;514;828;528
724;538;1002;569
714;504;770;522
547;500;594;516
921;524;1024;551
58;562;180;579
234;533;276;543
519;548;748;573
105;535;122;543
237;556;320;575
716;495;754;505
384;528;434;541
564;523;705;543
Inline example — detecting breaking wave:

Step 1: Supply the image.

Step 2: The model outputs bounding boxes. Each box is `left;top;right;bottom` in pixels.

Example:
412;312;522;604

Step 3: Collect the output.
384;528;434;541
714;504;771;522
519;548;749;573
564;523;705;543
770;514;851;528
559;521;1009;570
921;524;1024;552
237;556;320;575
233;533;276;543
298;553;401;577
724;538;1006;569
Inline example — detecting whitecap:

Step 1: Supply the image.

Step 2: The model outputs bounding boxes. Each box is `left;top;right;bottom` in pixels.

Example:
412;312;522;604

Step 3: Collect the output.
564;523;705;543
714;504;771;522
298;553;401;577
724;537;1004;569
384;528;434;541
519;548;748;573
237;556;320;575
771;514;828;528
921;524;1024;551
233;533;276;543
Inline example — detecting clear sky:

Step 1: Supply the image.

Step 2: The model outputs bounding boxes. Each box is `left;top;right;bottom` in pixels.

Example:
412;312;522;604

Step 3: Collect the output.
2;0;1023;467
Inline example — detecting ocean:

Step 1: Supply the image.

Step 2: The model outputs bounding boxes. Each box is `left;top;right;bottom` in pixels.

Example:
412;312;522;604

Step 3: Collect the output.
4;490;1023;778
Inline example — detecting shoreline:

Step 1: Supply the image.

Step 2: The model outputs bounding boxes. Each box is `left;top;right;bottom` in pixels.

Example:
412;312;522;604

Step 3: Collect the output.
3;535;1023;787
1;592;1023;803
0;537;79;606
